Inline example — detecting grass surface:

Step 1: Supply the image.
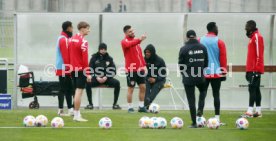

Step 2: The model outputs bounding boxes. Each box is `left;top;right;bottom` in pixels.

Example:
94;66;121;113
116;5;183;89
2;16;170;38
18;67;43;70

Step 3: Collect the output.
0;110;275;141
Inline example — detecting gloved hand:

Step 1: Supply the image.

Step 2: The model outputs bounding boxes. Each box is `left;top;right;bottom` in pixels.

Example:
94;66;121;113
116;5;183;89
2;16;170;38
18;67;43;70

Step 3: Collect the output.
220;76;227;81
253;72;261;78
220;68;227;81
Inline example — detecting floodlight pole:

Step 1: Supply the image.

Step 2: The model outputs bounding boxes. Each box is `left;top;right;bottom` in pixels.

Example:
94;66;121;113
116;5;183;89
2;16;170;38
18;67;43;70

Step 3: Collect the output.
269;15;275;111
13;13;17;109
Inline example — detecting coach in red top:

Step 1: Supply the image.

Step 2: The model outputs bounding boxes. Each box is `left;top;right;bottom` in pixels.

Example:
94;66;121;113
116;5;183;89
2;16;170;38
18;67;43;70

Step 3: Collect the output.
69;21;91;122
121;25;148;113
243;20;264;118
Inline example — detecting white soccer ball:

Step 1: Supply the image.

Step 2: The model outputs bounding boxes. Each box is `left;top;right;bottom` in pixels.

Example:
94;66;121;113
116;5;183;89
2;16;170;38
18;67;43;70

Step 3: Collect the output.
139;116;151;128
207;118;220;129
149;103;160;114
35;115;48;127
236;118;249;130
23;115;36;127
99;117;112;129
158;117;167;129
51;117;64;128
149;117;160;129
170;117;184;129
196;116;206;128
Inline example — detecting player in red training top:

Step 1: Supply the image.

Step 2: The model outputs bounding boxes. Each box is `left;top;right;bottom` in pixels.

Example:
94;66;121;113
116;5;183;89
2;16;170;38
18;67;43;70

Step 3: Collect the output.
121;25;148;113
243;20;264;118
69;21;91;122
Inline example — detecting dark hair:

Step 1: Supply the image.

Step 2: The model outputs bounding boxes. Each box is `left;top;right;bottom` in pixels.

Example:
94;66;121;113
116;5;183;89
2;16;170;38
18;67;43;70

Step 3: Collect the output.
123;25;131;33
207;22;216;32
62;21;72;31
247;20;256;28
77;21;90;30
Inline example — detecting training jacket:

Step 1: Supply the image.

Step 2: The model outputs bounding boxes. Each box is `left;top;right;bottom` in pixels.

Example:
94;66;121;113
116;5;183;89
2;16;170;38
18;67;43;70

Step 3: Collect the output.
121;36;146;73
55;31;70;76
69;33;90;75
178;39;208;85
246;29;264;74
89;52;116;80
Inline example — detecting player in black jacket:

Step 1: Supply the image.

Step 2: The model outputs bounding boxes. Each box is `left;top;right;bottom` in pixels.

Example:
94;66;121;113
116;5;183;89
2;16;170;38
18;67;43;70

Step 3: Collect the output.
143;44;167;108
85;43;121;110
178;30;208;128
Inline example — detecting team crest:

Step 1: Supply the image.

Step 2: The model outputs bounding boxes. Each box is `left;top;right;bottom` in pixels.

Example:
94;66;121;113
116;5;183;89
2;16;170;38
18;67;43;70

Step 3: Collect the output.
106;61;110;66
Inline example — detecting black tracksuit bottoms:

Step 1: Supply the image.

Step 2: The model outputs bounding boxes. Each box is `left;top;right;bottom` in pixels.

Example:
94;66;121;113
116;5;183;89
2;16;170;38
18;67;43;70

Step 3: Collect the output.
184;82;206;125
58;75;73;109
198;78;221;116
246;72;262;107
144;80;165;107
86;77;120;106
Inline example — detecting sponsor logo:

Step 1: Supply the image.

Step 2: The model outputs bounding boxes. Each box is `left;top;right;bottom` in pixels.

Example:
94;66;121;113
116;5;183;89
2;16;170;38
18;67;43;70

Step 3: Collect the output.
0;102;10;108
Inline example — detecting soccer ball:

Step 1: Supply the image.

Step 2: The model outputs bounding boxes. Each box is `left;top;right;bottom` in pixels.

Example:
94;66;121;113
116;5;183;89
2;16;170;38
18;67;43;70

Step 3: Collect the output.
35;115;48;127
236;118;249;130
158;117;167;129
170;117;184;129
23;115;36;127
149;117;160;129
139;116;151;128
207;118;220;129
51;117;64;128
99;117;112;129
196;116;206;128
149;103;160;114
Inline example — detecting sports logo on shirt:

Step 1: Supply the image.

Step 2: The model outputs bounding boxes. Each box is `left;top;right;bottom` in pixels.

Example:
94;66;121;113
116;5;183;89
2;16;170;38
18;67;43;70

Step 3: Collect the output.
106;61;110;66
81;39;88;52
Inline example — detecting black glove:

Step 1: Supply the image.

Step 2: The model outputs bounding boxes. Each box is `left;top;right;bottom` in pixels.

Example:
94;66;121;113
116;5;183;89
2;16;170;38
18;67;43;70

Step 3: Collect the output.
220;68;227;81
248;72;261;86
220;76;226;81
253;72;261;78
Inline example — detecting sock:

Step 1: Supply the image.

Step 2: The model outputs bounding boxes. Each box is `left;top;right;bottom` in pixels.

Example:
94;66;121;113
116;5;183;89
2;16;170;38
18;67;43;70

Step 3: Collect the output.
128;103;133;109
139;101;144;108
78;110;81;117
58;109;63;114
215;115;220;121
247;107;253;114
74;110;80;118
256;106;262;113
68;108;73;113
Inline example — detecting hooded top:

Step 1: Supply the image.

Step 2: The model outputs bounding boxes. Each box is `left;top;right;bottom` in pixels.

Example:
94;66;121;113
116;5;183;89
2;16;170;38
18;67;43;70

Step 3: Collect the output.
144;44;166;82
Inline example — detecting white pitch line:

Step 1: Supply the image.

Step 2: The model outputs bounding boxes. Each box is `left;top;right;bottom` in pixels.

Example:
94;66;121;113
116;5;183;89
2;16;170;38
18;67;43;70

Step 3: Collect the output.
0;127;137;129
0;127;276;130
0;127;94;129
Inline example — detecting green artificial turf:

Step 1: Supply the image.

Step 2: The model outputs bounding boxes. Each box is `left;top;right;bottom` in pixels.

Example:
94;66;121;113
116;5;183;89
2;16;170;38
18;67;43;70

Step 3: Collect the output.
0;110;275;141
